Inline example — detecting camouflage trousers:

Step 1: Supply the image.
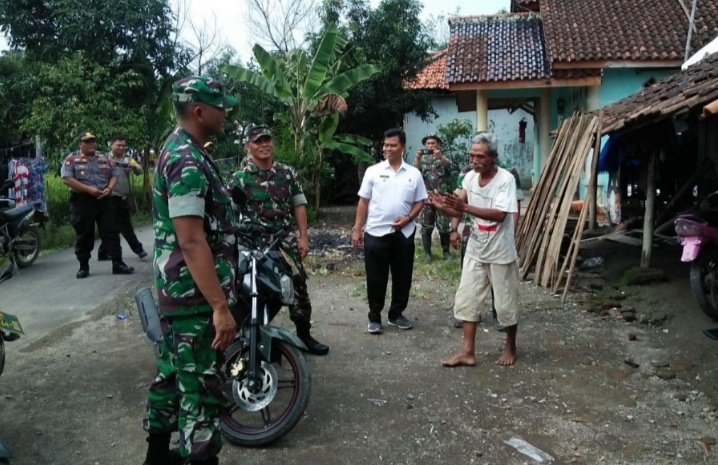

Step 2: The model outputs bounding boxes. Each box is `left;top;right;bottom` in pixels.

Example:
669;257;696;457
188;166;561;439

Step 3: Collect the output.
284;242;312;324
420;203;451;234
144;314;225;461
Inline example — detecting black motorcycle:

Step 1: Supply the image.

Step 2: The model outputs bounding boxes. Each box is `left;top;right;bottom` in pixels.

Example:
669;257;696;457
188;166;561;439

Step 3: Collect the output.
135;186;311;447
0;179;42;268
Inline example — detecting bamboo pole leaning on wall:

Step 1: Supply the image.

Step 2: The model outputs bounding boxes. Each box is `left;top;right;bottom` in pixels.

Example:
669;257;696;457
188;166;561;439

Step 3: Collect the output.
517;112;602;292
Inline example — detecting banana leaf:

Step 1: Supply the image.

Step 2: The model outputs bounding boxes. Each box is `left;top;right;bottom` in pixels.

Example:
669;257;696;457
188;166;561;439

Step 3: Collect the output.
303;23;339;101
322;141;374;163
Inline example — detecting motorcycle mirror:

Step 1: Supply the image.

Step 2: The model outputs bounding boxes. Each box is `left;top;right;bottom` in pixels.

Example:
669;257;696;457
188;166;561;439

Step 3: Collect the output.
1;179;12;191
231;185;248;207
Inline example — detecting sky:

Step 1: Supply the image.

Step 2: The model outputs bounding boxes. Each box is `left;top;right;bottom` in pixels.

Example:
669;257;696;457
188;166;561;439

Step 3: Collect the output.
0;0;510;60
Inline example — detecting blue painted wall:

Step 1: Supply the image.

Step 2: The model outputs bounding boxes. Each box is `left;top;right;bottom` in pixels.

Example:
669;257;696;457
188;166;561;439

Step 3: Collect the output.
404;95;536;187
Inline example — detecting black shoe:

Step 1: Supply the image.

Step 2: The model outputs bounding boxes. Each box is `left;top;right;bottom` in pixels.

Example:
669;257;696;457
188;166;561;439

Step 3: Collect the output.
76;267;89;279
388;315;413;330
112;262;135;274
298;334;330;356
367;321;383;334
143;449;185;465
137;250;149;259
97;254;111;262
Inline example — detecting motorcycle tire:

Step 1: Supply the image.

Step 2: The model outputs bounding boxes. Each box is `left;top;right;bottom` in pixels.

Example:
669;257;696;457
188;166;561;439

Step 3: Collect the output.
690;246;718;320
220;340;311;447
13;226;41;268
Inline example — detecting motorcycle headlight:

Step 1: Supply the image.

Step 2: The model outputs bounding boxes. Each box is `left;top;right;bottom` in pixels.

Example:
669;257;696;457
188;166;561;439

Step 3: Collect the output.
675;218;704;237
280;274;294;305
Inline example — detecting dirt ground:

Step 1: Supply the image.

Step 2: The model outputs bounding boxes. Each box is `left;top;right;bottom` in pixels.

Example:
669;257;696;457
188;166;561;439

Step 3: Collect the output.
2;224;718;465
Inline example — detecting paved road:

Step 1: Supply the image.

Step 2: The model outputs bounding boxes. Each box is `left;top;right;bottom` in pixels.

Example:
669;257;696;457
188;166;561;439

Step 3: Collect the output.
0;226;154;349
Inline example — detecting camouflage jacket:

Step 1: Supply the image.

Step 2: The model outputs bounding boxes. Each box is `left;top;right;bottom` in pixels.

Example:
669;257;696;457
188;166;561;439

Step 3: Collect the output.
418;155;452;192
228;157;307;249
153;126;237;316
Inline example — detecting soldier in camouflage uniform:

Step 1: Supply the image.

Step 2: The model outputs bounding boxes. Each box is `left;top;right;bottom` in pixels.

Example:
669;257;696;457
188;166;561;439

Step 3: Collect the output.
142;76;238;465
228;124;329;356
414;134;453;261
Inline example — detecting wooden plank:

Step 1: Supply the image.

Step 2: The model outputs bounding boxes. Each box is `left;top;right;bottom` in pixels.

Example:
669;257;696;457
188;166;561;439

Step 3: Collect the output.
519;116;580;278
532;116;587;283
602;233;643;246
641;149;658;268
539;116;599;287
588;110;603;229
544;116;599;286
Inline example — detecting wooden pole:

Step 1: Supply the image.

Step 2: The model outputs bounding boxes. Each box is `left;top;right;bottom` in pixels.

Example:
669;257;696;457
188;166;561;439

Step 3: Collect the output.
641;150;658;268
588;111;603;229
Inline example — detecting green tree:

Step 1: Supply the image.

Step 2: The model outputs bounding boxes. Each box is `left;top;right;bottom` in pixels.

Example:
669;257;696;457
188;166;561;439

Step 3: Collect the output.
221;23;381;207
315;0;437;144
0;51;34;146
0;0;181;74
21;52;150;159
435;118;475;172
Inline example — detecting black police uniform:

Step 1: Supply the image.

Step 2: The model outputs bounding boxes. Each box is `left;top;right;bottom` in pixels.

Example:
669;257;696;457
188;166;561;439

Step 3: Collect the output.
60;150;134;277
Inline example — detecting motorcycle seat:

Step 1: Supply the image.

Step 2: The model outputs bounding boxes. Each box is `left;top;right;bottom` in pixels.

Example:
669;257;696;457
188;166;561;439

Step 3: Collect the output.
0;205;33;222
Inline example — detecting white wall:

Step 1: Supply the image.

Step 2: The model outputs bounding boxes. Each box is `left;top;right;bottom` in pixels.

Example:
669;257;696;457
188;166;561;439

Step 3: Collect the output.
404;95;535;187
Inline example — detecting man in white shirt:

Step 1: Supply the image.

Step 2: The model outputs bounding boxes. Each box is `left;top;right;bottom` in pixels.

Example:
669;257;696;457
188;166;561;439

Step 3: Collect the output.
429;132;519;366
352;129;428;334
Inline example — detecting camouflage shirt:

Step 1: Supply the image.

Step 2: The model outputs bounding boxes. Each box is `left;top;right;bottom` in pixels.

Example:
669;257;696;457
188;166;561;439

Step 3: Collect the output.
153;126;237;316
229;158;307;249
418;155;452;192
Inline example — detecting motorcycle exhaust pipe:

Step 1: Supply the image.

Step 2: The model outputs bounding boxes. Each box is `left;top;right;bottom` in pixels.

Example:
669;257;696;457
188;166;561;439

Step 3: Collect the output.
135;287;164;344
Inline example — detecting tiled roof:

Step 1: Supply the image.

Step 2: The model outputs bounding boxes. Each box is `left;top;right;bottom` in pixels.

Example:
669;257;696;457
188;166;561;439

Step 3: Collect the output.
405;50;448;90
511;0;540;12
446;14;551;84
542;0;718;64
599;52;718;134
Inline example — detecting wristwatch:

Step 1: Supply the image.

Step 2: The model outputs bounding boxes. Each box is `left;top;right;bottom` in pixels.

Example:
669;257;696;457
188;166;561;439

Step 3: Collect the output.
451;227;458;233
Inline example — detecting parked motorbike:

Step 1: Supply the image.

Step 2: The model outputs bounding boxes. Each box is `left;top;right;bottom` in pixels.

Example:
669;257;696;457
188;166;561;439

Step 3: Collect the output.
0;179;43;268
0;258;24;464
675;209;718;320
135;185;311;447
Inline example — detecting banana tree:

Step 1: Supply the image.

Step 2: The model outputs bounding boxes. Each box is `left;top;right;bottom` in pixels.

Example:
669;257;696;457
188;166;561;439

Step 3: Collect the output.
304;113;373;207
220;23;381;207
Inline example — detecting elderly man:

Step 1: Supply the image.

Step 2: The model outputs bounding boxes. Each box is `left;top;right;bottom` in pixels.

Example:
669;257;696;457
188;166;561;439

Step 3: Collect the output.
429;132;519;367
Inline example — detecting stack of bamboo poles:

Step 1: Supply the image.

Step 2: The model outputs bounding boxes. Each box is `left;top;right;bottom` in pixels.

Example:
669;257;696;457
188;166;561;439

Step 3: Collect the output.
516;112;602;301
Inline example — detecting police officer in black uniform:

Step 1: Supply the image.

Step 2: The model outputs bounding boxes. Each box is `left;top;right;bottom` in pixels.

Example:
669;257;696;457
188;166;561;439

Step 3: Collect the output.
61;131;135;278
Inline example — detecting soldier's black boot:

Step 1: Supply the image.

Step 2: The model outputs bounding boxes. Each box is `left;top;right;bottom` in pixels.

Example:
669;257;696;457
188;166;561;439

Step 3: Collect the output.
142;433;184;465
188;457;218;465
440;232;451;260
421;232;433;262
76;261;89;279
112;261;135;275
295;321;329;356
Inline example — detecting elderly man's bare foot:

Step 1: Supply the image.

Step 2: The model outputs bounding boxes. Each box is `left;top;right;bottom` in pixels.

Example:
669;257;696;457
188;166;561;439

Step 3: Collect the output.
495;348;516;366
441;352;476;367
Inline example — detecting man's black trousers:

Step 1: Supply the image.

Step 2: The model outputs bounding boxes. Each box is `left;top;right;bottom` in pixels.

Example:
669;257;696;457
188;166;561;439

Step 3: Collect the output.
364;230;415;324
98;196;144;257
68;193;121;264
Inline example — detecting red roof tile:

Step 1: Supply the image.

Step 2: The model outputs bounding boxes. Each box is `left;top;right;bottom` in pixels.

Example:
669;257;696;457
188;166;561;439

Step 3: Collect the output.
599;52;718;134
405;50;448;90
542;0;718;64
445;13;551;84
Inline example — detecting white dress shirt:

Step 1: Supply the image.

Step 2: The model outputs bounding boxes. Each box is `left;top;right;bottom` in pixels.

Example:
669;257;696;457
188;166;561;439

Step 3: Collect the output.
358;160;428;238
